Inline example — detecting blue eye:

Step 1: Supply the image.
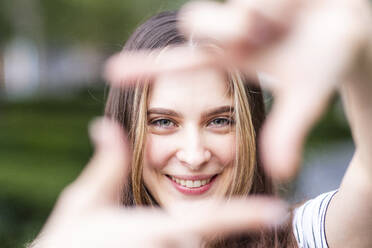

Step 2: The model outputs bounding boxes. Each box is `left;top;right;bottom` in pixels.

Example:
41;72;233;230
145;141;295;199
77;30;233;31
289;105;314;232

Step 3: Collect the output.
150;119;176;128
208;117;234;127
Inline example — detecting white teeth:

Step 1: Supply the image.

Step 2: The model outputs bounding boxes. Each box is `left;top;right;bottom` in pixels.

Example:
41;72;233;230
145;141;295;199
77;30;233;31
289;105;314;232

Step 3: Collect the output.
170;176;212;188
186;180;193;187
194;180;201;187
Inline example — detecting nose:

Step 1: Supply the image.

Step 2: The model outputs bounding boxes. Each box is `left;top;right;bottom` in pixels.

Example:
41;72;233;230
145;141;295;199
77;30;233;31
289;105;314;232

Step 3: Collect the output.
176;127;211;170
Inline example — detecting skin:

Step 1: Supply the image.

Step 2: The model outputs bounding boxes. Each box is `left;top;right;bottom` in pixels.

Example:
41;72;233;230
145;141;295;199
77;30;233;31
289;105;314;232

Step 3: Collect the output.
143;67;236;206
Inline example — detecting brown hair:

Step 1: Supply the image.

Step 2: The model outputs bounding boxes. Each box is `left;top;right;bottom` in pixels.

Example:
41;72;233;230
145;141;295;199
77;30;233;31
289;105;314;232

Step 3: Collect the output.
105;10;296;248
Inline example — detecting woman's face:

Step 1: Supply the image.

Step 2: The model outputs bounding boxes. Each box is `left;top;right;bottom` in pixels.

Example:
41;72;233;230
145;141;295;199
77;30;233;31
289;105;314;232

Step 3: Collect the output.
143;68;236;207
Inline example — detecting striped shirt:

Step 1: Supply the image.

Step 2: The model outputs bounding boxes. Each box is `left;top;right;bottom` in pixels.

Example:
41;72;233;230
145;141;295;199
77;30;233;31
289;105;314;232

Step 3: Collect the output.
293;190;338;248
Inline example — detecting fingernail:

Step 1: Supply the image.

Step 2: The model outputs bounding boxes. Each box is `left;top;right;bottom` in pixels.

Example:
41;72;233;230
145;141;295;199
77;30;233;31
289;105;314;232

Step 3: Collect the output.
89;117;119;149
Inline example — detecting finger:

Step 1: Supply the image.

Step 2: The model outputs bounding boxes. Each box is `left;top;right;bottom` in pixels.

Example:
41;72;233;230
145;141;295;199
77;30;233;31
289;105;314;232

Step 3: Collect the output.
178;0;298;49
103;46;217;87
179;1;249;45
168;197;289;238
260;87;333;180
68;117;130;207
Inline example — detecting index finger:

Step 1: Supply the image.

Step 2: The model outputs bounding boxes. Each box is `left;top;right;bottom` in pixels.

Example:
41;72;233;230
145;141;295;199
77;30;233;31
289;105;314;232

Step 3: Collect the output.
103;46;218;87
167;197;289;239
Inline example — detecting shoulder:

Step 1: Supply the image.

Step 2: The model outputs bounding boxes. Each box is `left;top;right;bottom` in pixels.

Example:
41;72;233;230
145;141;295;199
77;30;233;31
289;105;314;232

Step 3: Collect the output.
292;190;338;248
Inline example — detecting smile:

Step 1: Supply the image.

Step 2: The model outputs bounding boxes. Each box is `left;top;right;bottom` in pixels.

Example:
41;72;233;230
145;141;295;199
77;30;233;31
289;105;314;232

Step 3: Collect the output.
165;174;218;195
170;176;211;188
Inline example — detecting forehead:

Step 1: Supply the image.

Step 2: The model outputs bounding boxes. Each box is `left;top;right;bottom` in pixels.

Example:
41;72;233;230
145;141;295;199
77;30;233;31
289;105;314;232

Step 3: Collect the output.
148;68;233;109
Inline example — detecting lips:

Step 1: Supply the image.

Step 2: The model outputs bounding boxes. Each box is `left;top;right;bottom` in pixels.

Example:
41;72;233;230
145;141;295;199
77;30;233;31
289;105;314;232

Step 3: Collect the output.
169;176;212;188
165;174;218;195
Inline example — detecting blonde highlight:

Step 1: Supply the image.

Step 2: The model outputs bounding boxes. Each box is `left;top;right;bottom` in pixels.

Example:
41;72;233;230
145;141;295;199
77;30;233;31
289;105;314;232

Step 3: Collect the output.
227;71;257;197
130;83;153;205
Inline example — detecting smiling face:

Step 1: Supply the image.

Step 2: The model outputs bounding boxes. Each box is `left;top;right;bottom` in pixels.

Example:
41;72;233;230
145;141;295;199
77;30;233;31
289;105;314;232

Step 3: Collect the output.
143;67;236;207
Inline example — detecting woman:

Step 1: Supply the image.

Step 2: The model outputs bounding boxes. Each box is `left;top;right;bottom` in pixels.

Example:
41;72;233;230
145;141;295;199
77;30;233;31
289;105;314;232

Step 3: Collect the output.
105;11;294;247
30;0;372;247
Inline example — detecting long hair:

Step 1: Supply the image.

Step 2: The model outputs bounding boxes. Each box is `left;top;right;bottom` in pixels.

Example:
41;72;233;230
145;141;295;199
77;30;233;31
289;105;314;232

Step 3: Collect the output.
105;11;296;248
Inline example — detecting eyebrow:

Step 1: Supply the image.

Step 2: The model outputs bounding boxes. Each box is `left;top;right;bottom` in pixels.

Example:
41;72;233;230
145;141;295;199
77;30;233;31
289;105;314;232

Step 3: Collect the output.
147;106;234;119
202;105;234;119
147;108;181;117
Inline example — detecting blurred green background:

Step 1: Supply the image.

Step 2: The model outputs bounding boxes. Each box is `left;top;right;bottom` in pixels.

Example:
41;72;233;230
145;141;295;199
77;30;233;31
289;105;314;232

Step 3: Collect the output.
0;0;353;247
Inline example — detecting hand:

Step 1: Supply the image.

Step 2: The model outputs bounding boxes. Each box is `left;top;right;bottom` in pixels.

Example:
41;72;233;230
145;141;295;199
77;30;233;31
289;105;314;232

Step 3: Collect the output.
29;118;287;248
104;0;372;180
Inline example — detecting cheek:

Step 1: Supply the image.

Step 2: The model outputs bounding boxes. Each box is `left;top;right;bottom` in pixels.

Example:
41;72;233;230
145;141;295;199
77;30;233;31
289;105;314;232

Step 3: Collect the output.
207;133;236;166
144;134;174;170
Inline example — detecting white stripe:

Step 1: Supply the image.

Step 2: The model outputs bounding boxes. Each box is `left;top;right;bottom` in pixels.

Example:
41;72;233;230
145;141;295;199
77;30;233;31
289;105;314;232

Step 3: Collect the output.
293;190;338;248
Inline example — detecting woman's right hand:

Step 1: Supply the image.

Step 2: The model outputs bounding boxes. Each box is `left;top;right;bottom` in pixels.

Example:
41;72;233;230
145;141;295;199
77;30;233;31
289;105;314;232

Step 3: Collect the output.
29;118;287;248
104;0;372;182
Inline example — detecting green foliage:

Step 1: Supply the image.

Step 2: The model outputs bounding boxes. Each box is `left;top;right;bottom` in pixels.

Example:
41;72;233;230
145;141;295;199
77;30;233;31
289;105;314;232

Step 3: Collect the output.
0;88;105;248
38;0;188;48
0;0;188;48
306;97;351;149
0;2;12;44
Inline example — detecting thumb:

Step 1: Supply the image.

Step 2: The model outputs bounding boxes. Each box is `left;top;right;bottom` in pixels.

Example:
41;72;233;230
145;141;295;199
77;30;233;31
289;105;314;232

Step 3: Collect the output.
72;117;131;207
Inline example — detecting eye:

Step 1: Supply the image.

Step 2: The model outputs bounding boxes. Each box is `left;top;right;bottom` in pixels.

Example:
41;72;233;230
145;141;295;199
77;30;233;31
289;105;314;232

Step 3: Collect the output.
150;118;176;129
208;117;234;128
